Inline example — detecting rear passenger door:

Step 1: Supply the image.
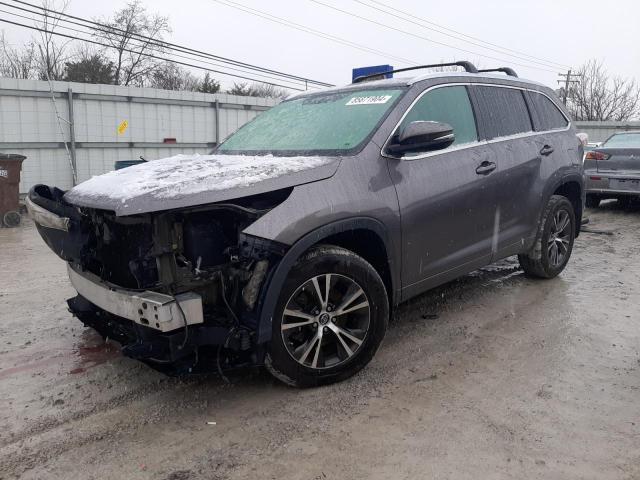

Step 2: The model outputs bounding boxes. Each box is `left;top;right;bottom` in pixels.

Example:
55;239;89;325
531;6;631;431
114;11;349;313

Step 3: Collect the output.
526;90;574;171
525;90;574;228
469;85;543;257
385;85;501;299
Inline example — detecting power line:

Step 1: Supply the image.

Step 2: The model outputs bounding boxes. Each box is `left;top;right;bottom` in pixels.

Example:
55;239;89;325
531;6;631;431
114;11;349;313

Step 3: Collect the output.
309;0;559;74
0;16;311;91
362;0;570;70
5;0;334;87
0;4;321;89
351;0;569;70
8;0;332;86
210;0;419;66
557;70;581;105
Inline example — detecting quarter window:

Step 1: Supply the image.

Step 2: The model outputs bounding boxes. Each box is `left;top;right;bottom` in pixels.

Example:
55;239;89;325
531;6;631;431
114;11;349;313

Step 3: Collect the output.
529;91;569;131
398;85;478;151
472;86;532;139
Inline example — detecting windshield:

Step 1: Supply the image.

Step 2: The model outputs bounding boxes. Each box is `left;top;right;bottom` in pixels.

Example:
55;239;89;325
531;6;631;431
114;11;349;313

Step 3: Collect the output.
218;88;404;154
603;133;640;148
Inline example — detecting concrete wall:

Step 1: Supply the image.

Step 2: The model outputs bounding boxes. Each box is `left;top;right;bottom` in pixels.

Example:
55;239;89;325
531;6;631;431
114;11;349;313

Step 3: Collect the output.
574;121;640;143
0;78;279;193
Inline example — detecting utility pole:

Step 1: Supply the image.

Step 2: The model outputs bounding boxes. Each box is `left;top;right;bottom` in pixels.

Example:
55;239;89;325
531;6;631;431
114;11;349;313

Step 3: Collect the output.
557;70;581;105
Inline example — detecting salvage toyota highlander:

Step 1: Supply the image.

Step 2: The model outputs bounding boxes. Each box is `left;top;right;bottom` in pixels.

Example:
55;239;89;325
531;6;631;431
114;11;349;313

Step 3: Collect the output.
27;62;584;387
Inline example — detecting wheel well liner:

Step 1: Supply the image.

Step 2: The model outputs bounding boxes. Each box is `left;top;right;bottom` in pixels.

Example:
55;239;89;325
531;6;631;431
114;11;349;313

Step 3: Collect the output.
553;178;583;236
256;217;397;344
321;229;393;306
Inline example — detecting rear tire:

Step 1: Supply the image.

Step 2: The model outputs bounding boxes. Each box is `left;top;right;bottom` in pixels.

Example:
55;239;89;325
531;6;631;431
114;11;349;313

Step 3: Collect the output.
518;195;575;279
265;245;388;388
585;195;600;208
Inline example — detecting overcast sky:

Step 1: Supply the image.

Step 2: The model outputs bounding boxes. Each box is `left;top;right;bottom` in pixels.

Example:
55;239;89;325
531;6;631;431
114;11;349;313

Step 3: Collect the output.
2;0;639;92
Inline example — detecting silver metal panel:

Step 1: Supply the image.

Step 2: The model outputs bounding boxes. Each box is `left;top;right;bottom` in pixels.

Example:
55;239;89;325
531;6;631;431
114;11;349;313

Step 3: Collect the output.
67;264;204;332
15;148;75;190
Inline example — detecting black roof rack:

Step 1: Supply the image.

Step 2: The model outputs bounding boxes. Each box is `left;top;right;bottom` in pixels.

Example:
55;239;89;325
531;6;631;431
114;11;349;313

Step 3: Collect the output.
352;61;478;84
477;67;518;77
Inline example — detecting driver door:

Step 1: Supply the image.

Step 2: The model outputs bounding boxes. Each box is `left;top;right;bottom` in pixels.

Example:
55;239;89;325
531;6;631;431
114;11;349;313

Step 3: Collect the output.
385;85;501;299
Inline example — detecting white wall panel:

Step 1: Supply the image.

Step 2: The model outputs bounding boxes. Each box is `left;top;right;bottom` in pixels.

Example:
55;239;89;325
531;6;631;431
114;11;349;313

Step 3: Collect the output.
0;78;278;193
575;121;640;143
13;148;75;190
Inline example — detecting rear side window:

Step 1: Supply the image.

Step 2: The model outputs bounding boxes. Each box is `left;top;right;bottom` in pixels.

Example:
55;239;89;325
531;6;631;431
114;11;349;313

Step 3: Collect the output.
529;92;568;131
398;85;478;148
472;86;532;139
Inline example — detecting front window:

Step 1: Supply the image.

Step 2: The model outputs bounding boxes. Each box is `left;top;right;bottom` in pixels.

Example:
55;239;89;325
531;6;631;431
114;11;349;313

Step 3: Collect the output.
218;88;404;154
603;133;640;148
398;85;478;150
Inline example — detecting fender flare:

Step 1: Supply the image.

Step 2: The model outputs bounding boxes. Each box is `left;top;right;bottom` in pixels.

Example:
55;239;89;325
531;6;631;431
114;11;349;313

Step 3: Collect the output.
255;217;397;345
559;172;584;193
543;171;584;232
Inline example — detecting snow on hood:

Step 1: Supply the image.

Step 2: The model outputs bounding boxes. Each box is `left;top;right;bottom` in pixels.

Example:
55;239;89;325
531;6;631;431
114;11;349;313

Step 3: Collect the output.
64;153;340;216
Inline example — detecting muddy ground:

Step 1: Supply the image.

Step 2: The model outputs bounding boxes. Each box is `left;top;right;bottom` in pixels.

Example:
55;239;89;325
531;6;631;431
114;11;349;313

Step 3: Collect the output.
1;202;639;480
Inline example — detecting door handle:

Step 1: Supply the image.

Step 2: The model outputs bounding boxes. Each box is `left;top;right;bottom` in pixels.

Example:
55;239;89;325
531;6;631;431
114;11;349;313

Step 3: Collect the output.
540;145;554;156
475;161;496;175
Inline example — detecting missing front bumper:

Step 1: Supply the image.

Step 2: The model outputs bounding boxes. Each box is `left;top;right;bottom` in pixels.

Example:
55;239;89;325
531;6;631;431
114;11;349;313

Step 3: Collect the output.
68;295;240;372
67;264;203;333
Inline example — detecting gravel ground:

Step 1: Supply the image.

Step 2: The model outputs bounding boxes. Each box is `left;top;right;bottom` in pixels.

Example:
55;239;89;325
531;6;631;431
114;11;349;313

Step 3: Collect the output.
1;202;639;480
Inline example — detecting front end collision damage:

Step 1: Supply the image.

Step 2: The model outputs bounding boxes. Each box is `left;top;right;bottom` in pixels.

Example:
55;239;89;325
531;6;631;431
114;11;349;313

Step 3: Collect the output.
28;183;293;375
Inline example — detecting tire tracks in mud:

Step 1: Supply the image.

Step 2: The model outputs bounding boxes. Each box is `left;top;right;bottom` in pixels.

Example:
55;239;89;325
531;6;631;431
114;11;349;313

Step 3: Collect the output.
4;261;527;479
4;206;640;479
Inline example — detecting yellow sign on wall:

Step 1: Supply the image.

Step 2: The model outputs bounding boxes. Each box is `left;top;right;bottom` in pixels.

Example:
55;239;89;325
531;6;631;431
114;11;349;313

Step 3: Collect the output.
117;120;129;135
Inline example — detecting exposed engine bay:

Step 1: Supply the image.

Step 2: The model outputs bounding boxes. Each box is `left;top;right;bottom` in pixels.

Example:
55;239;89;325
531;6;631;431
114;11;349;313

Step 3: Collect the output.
28;184;291;376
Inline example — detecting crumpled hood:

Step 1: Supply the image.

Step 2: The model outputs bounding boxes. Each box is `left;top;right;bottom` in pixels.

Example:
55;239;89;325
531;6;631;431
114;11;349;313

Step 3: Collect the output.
64;153;340;216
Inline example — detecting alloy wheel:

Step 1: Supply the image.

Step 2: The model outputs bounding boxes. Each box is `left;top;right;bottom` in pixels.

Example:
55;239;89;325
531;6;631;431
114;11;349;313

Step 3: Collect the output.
280;273;371;370
548;209;572;267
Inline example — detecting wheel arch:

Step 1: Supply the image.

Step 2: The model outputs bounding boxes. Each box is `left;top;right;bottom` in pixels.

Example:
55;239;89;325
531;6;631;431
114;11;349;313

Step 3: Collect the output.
552;175;584;236
256;217;398;345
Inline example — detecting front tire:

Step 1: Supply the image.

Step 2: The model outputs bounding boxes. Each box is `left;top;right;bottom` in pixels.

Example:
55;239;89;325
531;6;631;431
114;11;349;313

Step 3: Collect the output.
518;195;576;279
265;245;389;387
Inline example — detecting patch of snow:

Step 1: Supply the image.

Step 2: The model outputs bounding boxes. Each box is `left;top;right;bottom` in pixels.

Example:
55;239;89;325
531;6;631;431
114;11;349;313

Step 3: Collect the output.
67;153;332;203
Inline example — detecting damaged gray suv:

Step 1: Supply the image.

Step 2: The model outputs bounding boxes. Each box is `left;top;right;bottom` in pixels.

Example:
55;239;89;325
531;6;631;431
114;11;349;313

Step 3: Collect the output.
27;62;584;387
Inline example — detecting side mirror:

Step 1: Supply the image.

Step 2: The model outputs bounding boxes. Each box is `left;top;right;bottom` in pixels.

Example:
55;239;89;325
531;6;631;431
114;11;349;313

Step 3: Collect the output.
387;121;455;155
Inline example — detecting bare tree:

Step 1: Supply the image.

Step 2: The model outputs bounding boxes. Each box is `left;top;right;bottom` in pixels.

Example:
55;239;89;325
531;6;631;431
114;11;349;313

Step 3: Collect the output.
0;32;38;79
248;82;290;99
98;0;170;86
227;82;252;96
148;62;199;91
227;82;289;99
568;59;640;121
427;61;474;73
35;0;73;81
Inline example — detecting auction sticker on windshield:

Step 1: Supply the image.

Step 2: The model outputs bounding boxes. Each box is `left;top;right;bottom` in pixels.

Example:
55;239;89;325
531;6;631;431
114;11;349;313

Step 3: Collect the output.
346;95;393;106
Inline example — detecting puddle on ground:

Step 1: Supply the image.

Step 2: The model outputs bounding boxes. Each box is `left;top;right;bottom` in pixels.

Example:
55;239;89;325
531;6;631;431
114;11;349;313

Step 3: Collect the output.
0;329;120;379
69;330;120;374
